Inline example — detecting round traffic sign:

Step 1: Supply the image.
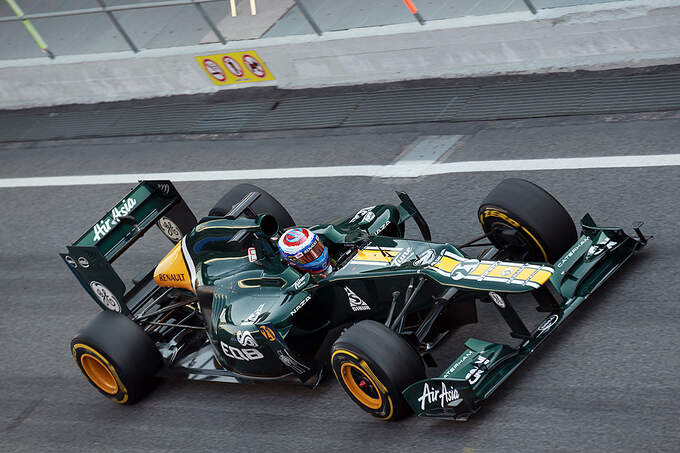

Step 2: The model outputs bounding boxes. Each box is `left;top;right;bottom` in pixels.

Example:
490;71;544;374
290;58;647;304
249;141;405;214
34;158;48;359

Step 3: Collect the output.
202;58;225;82
222;56;244;77
242;54;266;78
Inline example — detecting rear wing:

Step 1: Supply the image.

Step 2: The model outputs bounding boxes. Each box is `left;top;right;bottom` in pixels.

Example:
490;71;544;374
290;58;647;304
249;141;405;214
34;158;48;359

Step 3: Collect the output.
60;180;197;314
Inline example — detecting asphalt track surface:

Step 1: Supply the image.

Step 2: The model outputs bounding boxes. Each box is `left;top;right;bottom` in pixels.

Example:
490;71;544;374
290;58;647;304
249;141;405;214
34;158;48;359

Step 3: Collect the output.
1;111;679;452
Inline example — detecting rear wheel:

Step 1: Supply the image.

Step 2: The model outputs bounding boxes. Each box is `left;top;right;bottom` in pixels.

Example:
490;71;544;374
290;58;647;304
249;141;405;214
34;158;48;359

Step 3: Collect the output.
331;320;425;421
478;178;577;262
209;183;295;229
71;311;163;404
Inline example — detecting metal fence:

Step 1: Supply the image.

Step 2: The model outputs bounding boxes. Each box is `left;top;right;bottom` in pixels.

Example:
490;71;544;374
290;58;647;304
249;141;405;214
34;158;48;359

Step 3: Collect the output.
1;0;538;59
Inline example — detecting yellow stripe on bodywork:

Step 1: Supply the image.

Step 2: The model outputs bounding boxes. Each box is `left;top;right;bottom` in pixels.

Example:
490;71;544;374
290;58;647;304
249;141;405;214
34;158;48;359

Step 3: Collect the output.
354;249;398;263
529;269;553;285
486;265;522;278
469;263;492;276
434;256;461;273
514;268;536;281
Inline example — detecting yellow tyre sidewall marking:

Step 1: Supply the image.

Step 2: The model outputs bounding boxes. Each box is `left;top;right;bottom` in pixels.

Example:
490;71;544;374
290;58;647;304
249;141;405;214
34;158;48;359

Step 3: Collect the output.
481;209;548;261
72;343;129;404
331;349;394;420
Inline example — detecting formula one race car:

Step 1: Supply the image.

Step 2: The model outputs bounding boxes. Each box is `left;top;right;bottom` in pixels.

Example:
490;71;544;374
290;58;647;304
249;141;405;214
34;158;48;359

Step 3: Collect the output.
63;179;647;420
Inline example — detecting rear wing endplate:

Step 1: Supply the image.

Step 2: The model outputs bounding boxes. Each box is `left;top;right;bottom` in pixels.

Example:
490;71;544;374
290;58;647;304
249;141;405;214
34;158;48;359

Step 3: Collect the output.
60;180;197;313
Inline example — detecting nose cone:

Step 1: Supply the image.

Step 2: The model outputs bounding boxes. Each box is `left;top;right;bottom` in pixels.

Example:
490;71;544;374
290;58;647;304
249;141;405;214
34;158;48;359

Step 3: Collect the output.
154;241;194;293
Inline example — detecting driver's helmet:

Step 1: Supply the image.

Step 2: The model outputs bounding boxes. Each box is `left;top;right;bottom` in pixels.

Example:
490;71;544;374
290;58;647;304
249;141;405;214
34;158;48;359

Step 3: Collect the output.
277;228;331;274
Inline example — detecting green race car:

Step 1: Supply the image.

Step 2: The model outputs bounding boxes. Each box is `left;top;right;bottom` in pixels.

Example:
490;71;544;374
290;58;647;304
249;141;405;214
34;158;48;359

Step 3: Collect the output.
62;178;647;420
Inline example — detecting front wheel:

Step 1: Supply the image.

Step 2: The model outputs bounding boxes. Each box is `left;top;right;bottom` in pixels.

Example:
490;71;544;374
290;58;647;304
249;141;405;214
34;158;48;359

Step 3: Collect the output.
478;178;577;262
331;321;425;421
71;311;163;404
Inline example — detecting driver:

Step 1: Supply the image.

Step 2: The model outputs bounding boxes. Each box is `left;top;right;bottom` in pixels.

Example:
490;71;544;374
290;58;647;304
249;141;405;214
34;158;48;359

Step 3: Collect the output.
277;228;332;276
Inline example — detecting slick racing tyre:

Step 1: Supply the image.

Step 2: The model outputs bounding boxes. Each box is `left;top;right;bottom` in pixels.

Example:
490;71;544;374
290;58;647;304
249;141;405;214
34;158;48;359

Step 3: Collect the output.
71;311;163;404
209;183;295;229
331;320;425;421
478;178;577;263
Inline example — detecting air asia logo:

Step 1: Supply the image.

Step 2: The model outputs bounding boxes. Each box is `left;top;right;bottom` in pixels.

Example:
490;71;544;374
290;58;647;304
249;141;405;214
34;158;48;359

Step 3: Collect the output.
344;286;370;311
417;382;463;411
157;216;182;242
89;281;121;312
93;198;137;242
157;273;186;282
236;330;258;347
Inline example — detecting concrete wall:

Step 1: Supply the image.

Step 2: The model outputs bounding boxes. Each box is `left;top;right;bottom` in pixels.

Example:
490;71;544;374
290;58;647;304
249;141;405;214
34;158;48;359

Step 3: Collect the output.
0;0;678;110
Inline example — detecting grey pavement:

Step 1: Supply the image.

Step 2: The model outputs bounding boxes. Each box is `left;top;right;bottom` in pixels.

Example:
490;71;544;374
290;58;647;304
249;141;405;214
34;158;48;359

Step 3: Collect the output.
264;0;625;37
0;110;679;452
1;0;629;60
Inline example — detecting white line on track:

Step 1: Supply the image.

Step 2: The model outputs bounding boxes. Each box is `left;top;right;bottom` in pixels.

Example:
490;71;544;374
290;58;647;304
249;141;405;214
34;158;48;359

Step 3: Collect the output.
1;154;679;188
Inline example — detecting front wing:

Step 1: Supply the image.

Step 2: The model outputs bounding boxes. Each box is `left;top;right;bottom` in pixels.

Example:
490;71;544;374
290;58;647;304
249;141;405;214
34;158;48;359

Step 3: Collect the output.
403;214;648;420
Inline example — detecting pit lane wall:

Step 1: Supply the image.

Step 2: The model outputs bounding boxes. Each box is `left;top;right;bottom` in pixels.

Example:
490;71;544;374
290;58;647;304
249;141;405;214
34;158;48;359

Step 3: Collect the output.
1;0;679;110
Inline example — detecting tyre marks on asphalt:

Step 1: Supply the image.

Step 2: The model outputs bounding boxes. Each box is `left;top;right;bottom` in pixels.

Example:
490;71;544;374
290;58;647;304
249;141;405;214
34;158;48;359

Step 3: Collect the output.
4;398;42;432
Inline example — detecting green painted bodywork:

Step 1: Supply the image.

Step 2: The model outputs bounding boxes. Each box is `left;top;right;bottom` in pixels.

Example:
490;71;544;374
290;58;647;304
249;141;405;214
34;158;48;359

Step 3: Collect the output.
184;203;556;378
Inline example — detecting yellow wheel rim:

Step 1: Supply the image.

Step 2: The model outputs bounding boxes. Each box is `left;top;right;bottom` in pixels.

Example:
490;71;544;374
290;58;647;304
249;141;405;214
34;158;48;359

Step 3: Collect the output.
80;353;119;395
340;362;382;410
